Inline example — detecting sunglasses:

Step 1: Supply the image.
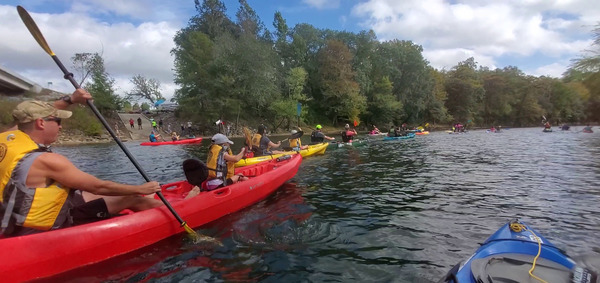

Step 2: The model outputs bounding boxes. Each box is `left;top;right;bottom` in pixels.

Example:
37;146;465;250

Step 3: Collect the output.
43;117;62;126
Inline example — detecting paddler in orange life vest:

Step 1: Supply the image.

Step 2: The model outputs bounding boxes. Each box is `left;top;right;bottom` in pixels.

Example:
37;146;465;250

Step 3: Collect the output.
205;133;248;191
0;90;163;237
341;124;357;142
288;128;308;151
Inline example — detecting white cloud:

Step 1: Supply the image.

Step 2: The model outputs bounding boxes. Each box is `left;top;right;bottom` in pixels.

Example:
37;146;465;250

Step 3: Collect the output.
351;0;600;76
0;4;184;100
533;62;569;78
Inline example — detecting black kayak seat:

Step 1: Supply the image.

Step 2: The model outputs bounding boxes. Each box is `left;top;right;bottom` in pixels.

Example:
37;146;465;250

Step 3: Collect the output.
182;159;208;187
470;253;571;283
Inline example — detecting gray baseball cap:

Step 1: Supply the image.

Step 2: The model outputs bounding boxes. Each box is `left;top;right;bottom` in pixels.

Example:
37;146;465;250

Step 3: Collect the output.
211;133;233;144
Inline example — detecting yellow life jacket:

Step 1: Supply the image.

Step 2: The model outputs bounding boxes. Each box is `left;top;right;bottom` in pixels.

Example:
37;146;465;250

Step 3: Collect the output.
206;144;234;181
289;138;301;148
0;130;73;234
251;133;262;148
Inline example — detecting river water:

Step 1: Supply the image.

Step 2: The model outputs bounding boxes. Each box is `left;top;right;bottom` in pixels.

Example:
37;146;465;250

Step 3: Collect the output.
50;127;600;282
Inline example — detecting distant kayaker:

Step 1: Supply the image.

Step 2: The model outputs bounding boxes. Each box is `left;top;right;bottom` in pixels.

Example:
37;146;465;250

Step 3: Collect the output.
0;90;163;237
310;124;335;144
369;125;380;135
289;128;308;150
583;125;593;133
171;131;180;141
205;134;248;190
341;124;357;142
149;131;161;142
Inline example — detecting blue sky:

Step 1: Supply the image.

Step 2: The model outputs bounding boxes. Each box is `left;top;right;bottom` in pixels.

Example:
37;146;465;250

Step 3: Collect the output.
0;0;598;99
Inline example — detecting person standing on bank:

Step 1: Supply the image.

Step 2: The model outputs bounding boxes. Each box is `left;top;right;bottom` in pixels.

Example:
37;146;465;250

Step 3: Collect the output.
137;117;142;130
129;118;134;129
0;89;163;237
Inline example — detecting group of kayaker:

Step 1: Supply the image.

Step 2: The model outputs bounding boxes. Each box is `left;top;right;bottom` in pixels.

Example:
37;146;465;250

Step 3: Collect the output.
452;123;466;133
0;89;167;237
488;125;502;133
388;123;409;137
148;130;181;142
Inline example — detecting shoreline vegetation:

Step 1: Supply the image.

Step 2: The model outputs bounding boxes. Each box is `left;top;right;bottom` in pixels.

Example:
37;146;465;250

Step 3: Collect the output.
51;123;596;147
1;93;594;148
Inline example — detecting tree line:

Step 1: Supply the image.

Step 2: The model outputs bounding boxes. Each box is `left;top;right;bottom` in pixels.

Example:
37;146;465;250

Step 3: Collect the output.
69;0;600;133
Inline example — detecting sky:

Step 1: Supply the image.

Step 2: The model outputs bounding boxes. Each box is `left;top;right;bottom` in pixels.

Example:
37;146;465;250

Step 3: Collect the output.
0;0;598;101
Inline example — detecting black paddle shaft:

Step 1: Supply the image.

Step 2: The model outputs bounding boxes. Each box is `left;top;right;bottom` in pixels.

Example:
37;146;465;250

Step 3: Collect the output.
51;55;186;224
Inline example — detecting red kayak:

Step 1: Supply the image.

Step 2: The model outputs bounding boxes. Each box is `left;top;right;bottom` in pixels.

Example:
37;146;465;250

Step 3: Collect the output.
0;154;302;282
140;137;203;146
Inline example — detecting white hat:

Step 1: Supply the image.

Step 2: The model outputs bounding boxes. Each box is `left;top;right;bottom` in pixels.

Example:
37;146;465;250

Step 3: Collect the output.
291;129;298;134
211;133;233;144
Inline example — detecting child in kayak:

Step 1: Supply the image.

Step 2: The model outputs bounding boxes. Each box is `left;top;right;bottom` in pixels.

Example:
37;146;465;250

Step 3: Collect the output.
289;128;308;151
205;134;248;190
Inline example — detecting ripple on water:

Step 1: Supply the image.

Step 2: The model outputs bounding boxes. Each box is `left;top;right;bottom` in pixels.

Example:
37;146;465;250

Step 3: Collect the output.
51;128;600;281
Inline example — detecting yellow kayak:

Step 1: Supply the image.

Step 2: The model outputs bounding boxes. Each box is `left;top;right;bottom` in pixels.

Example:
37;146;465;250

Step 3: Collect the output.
235;142;328;167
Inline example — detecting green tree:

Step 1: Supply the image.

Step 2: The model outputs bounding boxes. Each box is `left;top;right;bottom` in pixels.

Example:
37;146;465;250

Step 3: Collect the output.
568;22;600;122
366;76;402;126
317;40;366;124
211;32;280;119
371;40;433;124
445;57;484;123
122;101;132;112
273;11;291;66
285;67;308;101
191;0;237;40
424;68;451;124
236;0;268;40
82;55;121;113
127;74;164;105
71;52;103;86
271;67;310;128
480;69;516;125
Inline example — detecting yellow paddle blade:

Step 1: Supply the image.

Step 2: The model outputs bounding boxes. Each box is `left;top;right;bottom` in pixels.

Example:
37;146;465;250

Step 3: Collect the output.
182;223;222;246
17;6;55;56
243;127;252;149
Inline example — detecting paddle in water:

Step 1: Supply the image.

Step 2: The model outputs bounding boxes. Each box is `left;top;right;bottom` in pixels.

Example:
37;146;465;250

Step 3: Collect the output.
16;5;213;244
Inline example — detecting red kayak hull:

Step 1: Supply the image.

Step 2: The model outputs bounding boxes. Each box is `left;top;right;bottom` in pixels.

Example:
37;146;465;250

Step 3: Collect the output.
140;137;203;146
0;154;301;282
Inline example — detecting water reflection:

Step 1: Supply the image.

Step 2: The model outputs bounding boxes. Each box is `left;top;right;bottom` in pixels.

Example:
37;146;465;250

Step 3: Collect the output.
50;128;600;282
